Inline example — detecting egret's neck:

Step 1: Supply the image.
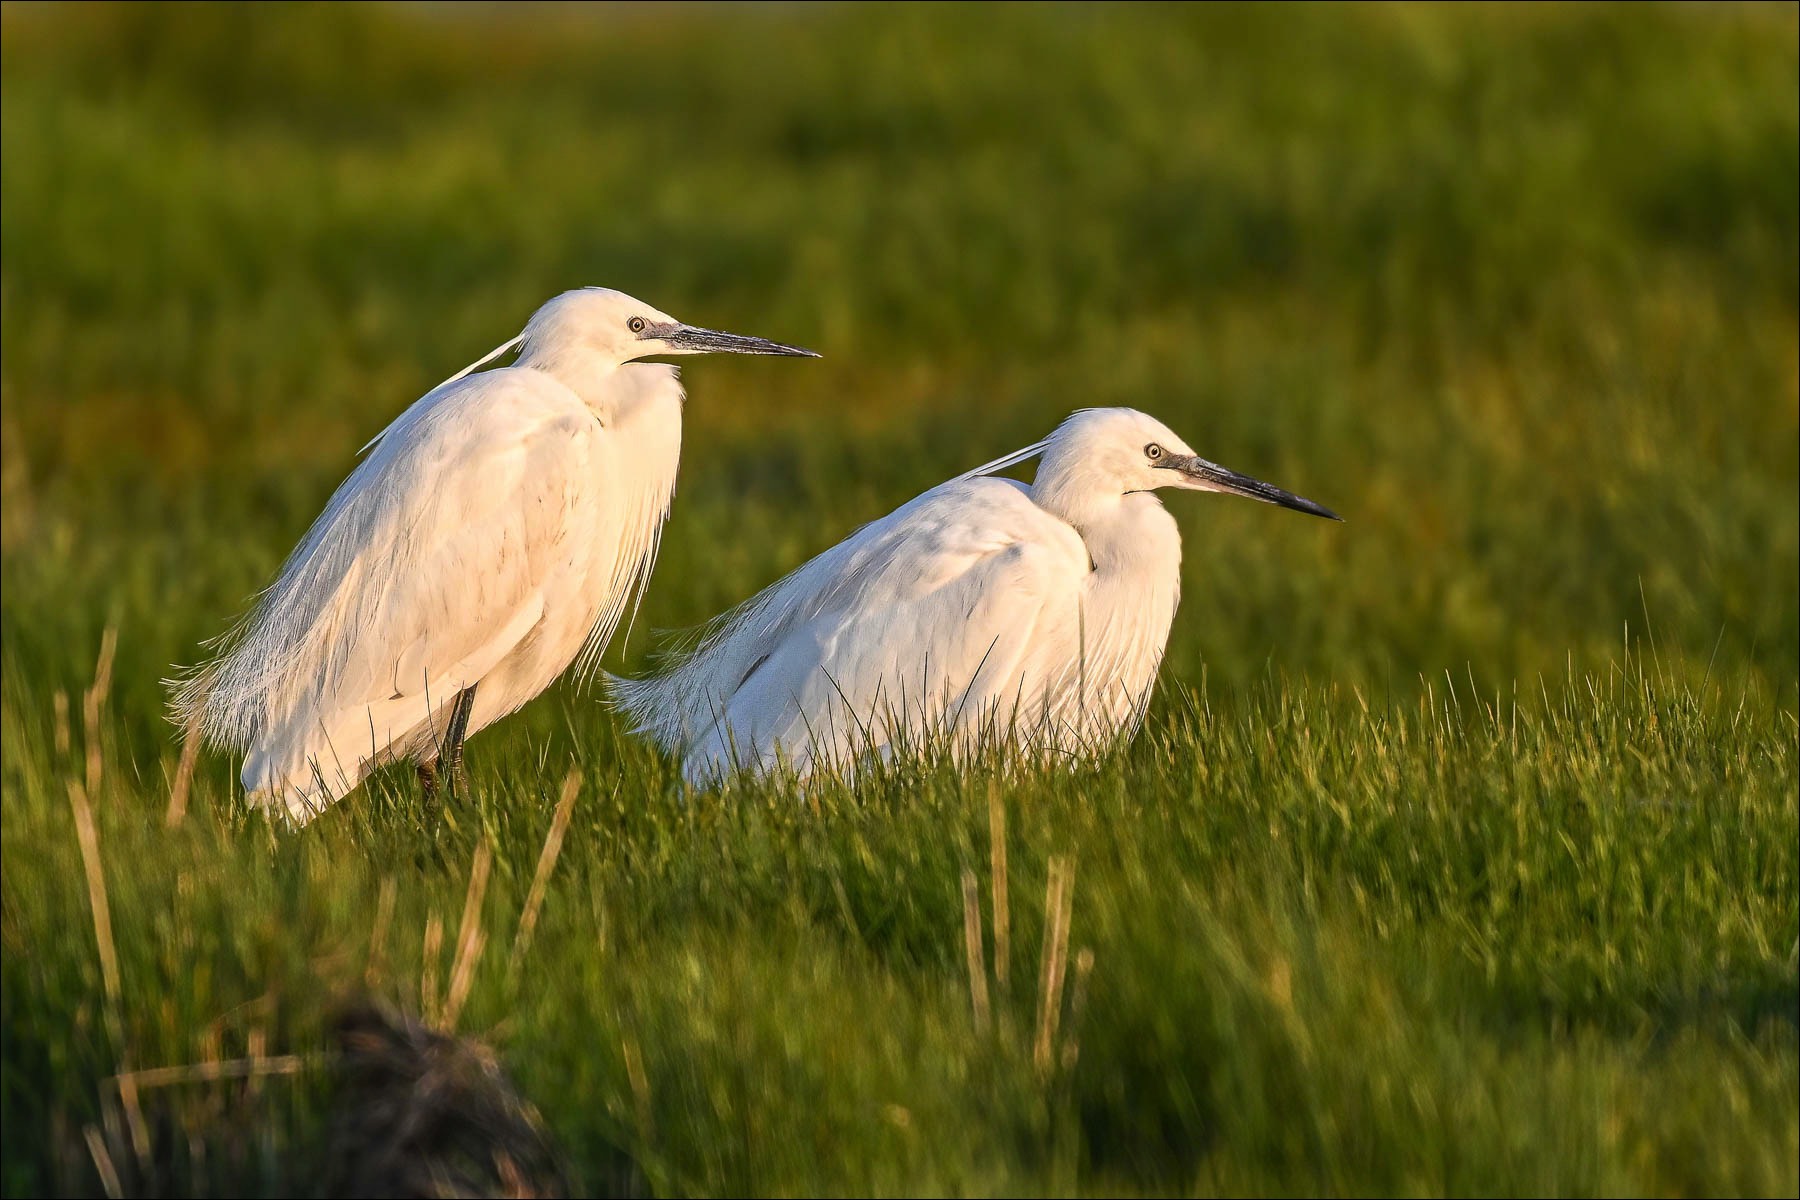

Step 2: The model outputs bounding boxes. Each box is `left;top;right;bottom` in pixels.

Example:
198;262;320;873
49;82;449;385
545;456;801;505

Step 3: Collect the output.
1028;477;1182;734
601;362;685;443
519;347;684;509
1079;494;1182;575
1032;469;1180;619
515;343;632;412
580;362;685;647
1032;464;1166;567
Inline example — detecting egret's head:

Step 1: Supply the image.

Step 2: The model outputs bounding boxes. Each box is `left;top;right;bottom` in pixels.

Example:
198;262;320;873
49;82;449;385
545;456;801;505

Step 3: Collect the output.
1039;408;1340;520
520;288;818;367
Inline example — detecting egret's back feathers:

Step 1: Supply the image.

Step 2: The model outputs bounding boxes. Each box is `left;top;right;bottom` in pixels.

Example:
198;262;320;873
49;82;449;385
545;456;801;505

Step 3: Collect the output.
612;409;1201;784
176;360;684;822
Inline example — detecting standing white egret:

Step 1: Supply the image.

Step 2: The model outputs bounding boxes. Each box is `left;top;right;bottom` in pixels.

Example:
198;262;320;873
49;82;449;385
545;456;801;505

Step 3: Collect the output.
614;407;1339;784
173;287;817;823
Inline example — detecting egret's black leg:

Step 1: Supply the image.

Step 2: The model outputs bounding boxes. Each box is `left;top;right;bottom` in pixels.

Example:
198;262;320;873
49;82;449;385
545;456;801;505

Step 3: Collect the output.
417;759;440;802
441;684;478;795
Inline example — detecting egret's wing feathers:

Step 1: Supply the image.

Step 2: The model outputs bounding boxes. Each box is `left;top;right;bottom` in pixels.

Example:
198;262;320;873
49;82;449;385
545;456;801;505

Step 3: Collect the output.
187;369;604;810
615;477;1090;781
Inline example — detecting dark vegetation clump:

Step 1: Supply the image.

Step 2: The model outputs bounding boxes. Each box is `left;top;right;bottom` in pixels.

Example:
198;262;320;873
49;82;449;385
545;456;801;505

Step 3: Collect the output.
320;1001;573;1200
51;1000;605;1199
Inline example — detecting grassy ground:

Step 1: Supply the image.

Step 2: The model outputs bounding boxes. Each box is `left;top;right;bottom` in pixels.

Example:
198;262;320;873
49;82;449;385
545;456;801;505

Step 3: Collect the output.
2;3;1796;1195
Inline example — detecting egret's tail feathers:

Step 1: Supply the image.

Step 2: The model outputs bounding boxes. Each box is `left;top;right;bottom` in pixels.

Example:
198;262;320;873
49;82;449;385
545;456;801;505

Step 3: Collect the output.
604;671;681;750
164;657;237;750
239;692;448;826
605;671;741;783
241;742;361;827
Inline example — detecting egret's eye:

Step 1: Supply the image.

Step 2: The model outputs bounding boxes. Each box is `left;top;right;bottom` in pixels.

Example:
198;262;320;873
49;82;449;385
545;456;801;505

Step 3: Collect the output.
1145;443;1164;461
627;316;647;334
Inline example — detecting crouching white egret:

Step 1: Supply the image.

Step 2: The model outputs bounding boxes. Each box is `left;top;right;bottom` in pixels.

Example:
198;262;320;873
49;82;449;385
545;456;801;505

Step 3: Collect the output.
173;288;817;824
613;407;1339;784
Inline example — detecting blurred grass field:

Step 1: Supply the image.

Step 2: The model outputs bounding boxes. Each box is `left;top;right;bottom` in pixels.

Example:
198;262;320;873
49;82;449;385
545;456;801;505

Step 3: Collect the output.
2;2;1796;1195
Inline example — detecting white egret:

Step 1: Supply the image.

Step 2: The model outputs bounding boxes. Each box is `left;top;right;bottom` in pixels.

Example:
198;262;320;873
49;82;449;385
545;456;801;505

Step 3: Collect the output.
614;407;1339;784
173;287;817;823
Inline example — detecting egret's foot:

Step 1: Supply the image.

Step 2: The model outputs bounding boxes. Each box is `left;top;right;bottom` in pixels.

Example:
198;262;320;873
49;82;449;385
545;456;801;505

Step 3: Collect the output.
441;684;478;799
442;746;468;796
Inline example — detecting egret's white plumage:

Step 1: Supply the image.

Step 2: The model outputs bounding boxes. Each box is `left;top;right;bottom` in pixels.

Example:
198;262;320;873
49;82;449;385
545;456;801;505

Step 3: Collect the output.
174;287;815;823
614;407;1338;785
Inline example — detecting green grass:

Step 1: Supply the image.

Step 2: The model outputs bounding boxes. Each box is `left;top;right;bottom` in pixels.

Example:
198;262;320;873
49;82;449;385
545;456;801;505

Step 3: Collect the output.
2;2;1796;1195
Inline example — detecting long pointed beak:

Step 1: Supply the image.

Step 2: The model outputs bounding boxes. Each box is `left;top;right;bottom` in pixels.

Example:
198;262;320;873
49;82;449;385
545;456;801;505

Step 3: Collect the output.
657;323;820;357
1163;454;1342;521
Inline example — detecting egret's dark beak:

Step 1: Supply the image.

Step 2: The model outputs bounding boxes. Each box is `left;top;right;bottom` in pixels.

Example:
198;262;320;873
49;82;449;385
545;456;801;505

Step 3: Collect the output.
655;323;820;358
1162;454;1342;521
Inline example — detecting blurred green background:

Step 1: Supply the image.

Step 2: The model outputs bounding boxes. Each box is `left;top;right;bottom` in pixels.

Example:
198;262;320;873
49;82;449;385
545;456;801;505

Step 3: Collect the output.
3;1;1794;705
2;3;1795;1195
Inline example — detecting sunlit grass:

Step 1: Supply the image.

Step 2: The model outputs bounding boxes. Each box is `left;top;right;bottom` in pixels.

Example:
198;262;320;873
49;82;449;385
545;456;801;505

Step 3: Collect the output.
2;2;1795;1195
